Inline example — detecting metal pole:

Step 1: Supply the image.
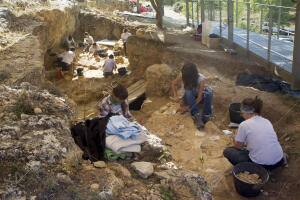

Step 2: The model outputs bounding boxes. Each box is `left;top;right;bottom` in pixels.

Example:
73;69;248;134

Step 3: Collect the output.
192;1;194;27
186;0;190;25
228;0;234;47
267;6;273;62
292;1;300;90
277;0;282;39
201;0;205;23
247;2;250;52
260;0;264;33
219;0;222;37
197;0;199;25
236;0;238;27
212;0;215;21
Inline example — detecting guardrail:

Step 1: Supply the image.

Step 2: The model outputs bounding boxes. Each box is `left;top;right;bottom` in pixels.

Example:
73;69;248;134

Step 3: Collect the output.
186;0;296;72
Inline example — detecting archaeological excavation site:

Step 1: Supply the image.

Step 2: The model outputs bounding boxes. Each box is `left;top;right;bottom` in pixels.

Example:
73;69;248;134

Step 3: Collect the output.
0;0;300;199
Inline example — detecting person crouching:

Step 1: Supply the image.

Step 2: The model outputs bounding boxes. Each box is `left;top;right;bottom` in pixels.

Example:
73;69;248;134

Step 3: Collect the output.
98;84;134;121
57;47;76;77
102;54;117;78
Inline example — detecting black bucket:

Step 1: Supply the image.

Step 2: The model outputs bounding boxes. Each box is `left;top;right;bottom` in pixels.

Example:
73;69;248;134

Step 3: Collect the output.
229;103;245;124
113;50;120;56
118;67;127;76
233;162;269;197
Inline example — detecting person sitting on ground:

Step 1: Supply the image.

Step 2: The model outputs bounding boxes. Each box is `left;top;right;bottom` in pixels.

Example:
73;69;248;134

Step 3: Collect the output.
140;6;147;13
121;29;131;56
66;35;76;49
89;42;103;56
57;47;76;77
102;54;117;78
223;97;287;171
83;32;94;51
172;63;213;129
98;84;134;121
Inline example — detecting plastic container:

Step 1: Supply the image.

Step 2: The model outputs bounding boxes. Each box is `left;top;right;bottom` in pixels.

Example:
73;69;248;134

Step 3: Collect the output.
229;103;245;124
233;162;269;197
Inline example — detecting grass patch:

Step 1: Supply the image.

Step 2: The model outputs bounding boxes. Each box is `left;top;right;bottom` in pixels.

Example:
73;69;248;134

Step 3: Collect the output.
160;185;177;200
12;91;34;119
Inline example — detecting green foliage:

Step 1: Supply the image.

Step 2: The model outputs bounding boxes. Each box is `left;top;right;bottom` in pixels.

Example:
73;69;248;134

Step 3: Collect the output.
160;185;177;200
12;91;34;119
173;1;184;13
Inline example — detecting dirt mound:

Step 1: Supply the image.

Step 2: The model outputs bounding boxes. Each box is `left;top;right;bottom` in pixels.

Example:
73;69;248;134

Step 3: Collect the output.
146;63;175;97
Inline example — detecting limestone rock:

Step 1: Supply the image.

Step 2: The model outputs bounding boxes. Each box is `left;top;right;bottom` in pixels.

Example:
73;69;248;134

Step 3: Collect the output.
91;183;100;191
146;64;175;97
25;161;40;171
110;163;132;178
136;28;145;36
34;107;42;114
56;173;73;184
155;169;212;200
131;162;154;179
93;161;106;168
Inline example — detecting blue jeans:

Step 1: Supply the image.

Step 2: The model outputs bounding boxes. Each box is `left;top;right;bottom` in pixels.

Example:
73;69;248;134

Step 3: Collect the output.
183;87;213;116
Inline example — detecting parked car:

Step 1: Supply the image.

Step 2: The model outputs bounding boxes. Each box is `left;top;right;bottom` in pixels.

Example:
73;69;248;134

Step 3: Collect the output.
262;23;278;33
279;28;295;36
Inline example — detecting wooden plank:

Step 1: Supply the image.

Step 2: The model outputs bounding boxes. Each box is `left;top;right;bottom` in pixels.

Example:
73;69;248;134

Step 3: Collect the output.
127;80;146;104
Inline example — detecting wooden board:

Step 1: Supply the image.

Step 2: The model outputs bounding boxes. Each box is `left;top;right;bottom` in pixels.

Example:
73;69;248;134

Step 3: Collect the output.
127;80;146;104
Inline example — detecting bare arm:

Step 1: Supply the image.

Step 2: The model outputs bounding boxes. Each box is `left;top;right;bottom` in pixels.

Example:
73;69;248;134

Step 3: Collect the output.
172;73;182;101
196;80;205;104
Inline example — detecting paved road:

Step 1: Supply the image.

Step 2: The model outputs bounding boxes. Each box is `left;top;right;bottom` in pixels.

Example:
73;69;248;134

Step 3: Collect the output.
212;22;294;72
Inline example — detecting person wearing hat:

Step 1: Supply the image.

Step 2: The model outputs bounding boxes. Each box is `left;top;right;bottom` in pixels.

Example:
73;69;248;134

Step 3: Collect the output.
223;96;287;171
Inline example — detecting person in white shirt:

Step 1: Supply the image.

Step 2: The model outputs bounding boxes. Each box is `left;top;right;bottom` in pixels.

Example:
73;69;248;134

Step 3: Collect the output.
223;96;287;171
89;42;103;56
83;32;94;51
121;29;131;56
102;54;117;78
57;47;76;77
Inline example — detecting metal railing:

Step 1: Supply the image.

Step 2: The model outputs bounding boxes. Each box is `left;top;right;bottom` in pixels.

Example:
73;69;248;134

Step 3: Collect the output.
186;0;296;73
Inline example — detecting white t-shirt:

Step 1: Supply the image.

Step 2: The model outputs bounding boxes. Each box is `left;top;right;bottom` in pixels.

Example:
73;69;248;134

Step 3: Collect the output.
103;59;116;73
181;73;205;96
58;51;75;64
66;37;75;46
89;44;101;53
236;115;283;165
121;32;132;42
84;35;94;45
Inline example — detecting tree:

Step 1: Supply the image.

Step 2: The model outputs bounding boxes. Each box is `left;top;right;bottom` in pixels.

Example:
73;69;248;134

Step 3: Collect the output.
137;0;140;14
150;0;164;29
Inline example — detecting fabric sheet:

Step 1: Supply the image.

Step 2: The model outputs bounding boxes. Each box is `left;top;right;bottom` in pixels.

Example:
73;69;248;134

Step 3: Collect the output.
106;133;148;154
106;115;141;139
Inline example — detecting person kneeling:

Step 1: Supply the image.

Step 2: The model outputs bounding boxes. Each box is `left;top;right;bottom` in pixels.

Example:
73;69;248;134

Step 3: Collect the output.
223;97;287;171
98;84;134;121
102;54;117;78
172;63;213;129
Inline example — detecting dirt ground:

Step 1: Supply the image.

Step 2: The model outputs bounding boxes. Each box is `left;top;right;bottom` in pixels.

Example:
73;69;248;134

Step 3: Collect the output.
48;30;300;200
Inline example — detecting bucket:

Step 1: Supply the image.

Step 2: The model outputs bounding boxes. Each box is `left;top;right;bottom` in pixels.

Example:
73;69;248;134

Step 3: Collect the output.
229;103;245;124
233;162;269;197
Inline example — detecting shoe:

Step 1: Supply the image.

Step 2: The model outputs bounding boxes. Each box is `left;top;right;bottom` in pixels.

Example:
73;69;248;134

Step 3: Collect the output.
202;115;211;124
193;113;204;129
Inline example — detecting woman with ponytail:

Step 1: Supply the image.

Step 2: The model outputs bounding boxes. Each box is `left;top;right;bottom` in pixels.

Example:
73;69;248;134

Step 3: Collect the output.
223;96;287;170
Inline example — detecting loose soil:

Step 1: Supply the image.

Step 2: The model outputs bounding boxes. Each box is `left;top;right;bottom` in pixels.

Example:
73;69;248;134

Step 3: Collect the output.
50;31;300;200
